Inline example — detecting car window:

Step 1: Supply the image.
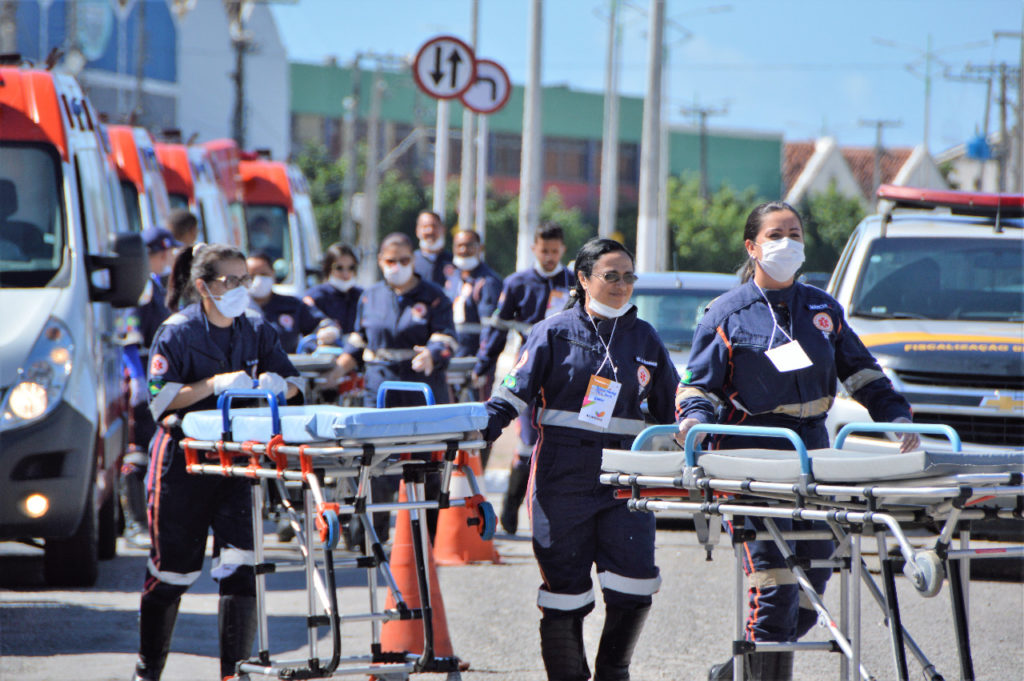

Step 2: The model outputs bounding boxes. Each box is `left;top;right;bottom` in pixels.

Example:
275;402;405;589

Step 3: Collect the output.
851;237;1024;322
633;287;730;349
245;204;292;281
0;143;66;287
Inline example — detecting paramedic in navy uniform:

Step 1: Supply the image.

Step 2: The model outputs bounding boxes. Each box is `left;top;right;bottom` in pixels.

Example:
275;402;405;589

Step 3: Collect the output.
246;251;329;353
482;238;679;681
413;209;454;287
133;243;301;681
303;242;362;335
474;223;572;534
675;201;919;681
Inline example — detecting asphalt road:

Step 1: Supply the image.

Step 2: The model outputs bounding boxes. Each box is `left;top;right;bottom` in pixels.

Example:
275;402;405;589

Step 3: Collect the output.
2;474;1022;681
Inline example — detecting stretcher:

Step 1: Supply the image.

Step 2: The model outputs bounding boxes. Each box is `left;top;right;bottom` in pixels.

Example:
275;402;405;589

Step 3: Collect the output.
599;422;1024;681
289;348;366;406
179;381;495;680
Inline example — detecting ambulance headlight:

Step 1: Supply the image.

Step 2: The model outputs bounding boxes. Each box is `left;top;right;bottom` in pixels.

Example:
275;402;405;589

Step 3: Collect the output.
1;318;74;431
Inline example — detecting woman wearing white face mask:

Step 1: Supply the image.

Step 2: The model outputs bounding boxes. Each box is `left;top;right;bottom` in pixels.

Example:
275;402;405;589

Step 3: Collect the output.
303;242;363;338
481;238;679;681
244;252;328;354
675;202;919;681
133;243;300;681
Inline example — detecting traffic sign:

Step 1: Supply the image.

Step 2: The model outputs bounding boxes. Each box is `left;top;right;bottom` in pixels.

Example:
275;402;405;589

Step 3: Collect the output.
460;58;512;115
412;35;476;100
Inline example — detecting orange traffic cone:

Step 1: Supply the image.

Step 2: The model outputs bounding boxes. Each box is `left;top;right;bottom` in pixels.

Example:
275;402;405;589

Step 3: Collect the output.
434;450;501;566
380;481;457;659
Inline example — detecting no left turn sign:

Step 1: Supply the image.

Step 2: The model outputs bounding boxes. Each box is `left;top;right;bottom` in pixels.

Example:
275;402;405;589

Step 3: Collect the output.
460;59;512;115
413;35;476;100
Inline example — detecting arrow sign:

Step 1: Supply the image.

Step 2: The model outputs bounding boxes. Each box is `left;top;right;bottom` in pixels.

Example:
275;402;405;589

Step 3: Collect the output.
460;58;511;115
413;35;476;100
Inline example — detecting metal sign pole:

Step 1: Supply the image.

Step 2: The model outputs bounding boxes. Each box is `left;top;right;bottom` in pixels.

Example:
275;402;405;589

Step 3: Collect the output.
433;98;450;220
475;114;489;241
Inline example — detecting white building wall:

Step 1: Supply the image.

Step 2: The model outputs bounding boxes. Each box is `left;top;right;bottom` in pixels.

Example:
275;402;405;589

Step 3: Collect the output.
786;137;866;207
242;5;289;160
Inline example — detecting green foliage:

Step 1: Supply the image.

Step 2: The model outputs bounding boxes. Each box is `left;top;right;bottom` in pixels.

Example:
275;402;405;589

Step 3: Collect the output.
800;182;866;274
668;173;764;274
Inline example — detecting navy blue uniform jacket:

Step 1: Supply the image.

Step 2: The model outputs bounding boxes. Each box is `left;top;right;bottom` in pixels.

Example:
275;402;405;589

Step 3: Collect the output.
251;291;325;354
303;282;362;334
444;262;503;358
414;249;454;288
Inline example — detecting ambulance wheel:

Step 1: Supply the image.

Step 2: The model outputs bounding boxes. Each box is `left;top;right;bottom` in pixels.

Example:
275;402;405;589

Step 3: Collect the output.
477;501;497;541
912;550;944;598
320;509;340;551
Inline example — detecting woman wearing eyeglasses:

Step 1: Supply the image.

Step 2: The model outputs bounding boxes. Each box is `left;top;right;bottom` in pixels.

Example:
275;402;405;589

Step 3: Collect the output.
303;242;363;335
132;243;301;681
482;238;679;681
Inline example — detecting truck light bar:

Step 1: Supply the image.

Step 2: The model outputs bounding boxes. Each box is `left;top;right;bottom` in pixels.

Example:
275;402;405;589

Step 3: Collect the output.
878;184;1024;219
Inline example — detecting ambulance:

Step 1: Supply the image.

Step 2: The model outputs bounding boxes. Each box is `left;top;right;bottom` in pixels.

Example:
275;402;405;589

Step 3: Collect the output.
0;60;147;586
239;153;322;297
204;138;248;251
154;140;244;247
106;124;171;234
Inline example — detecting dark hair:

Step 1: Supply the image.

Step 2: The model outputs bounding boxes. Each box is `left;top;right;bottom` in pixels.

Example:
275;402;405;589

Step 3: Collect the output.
536;222;565;243
417;209;442;224
739;201;803;283
454;229;481;245
246;251;274;270
165;243;246;310
322;242;359;278
168;209;198;241
565;237;634;309
377;231;413;256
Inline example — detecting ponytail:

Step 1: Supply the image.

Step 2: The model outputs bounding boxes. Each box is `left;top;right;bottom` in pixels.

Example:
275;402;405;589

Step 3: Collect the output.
165;242;246;311
165;244;197;311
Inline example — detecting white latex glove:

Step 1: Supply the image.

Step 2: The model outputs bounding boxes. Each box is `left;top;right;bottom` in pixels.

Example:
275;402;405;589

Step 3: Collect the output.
892;416;921;453
674;417;706;449
212;370;253;395
129;377;147;407
470;371;487;389
316;326;340;346
411;346;434;376
258;372;288;398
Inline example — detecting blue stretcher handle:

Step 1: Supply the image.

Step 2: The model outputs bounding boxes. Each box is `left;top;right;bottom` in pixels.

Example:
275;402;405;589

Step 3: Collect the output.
313;345;344;356
218;389;284;437
687;424;810;473
376;380;435;408
631;425;680;451
835;422;961;452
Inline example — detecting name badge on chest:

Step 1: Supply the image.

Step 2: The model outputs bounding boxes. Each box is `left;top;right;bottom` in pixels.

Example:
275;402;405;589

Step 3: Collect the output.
765;340;812;372
579;374;622;429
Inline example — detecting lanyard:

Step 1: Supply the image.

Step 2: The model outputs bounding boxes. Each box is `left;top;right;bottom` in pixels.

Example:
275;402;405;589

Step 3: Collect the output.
586;313;618;380
753;282;794;350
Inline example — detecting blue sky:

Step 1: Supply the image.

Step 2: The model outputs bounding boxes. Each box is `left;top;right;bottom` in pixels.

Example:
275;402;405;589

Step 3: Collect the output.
272;0;1022;152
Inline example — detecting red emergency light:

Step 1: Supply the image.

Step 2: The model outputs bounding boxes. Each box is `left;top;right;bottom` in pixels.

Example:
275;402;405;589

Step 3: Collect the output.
878;184;1024;219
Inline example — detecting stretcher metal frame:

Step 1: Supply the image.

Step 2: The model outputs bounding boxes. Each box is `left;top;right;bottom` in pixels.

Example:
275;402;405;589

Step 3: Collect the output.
180;382;495;681
599;422;1024;681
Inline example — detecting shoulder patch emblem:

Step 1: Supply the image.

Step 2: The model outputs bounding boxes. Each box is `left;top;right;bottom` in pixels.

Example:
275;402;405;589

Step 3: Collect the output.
502;373;518;389
412;302;428;319
637;365;651;388
681;368;693;384
278;313;294;331
150;354;168;376
813;312;833;332
443;263;456;278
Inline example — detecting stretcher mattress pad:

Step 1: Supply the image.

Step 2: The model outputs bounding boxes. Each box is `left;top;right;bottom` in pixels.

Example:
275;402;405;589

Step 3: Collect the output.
181;403;489;444
601;447;1024;483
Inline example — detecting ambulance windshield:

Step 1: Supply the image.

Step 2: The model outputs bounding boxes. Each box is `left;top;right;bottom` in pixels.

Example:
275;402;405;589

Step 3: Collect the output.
0;144;65;287
244;205;292;282
851;237;1024;322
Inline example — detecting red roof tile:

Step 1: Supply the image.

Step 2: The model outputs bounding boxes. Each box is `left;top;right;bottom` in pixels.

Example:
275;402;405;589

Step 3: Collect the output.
841;146;913;199
783;141;816;195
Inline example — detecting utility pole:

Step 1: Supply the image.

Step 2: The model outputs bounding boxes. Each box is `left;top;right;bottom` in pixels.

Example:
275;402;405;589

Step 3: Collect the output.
858;118;902;197
995;25;1024;192
226;0;251;148
635;0;665;272
341;55;361;245
679;103;727;202
360;68;383;283
517;0;543;271
598;0;621;239
458;0;479;231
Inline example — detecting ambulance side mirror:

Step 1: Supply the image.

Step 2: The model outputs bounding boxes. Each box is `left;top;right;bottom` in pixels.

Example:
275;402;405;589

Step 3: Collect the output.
87;232;149;308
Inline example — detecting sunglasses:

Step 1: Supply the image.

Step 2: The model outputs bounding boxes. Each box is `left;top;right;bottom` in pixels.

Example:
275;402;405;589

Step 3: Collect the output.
206;274;253;290
381;257;413;266
332;264;357;272
589;271;639;285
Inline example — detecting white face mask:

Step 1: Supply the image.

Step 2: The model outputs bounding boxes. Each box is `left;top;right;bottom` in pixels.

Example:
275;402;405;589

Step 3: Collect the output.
209;285;250;318
756;238;805;283
382;262;414;287
587;298;633;319
248;275;274;299
419;236;444;254
328;275;356;292
453;255;479;271
534;261;561;278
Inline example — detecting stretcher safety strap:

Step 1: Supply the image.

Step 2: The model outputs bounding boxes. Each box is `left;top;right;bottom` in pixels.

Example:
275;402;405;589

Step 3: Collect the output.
537;588;596;611
364;348;416;361
843;367;886;394
598;570;662;596
728;395;833;419
149;382;183;420
493;384;528;415
147;558;201;586
748;568;799;588
538;408;646;436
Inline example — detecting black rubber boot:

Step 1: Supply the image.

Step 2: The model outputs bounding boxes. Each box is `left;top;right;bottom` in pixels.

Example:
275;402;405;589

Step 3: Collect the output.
218;595;258;680
500;463;530;535
593;604;650;681
708;656;739;681
539;614;591;681
134;597;180;680
746;651;793;681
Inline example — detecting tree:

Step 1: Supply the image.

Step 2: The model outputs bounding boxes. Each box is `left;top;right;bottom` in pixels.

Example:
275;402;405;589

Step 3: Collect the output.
800;181;866;274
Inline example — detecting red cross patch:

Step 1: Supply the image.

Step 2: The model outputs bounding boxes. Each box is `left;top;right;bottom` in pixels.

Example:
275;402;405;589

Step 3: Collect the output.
150;354;168;376
813;312;833;332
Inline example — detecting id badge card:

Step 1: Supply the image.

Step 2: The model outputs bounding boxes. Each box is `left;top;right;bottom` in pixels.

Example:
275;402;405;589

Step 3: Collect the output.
545;289;566;318
452;296;467;325
578;374;622;429
765;340;812;372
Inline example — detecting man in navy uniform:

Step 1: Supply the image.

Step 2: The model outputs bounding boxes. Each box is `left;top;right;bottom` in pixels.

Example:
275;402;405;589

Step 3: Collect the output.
413;209;454;287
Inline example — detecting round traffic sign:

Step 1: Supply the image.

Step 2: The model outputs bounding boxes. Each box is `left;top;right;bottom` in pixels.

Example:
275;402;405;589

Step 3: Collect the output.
412;35;476;100
460;58;512;115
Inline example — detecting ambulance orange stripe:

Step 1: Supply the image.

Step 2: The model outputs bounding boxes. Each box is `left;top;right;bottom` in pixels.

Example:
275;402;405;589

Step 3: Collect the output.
859;332;1021;346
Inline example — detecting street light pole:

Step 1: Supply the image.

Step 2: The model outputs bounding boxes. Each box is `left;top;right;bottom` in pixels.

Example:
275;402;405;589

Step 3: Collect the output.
635;0;665;272
598;0;620;239
517;0;543;271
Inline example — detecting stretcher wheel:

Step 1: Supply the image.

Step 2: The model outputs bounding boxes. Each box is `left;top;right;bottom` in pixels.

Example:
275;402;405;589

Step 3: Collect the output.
319;508;340;551
476;500;497;541
911;550;944;598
